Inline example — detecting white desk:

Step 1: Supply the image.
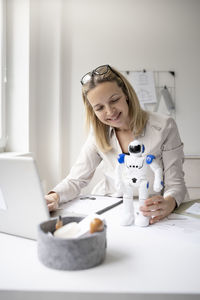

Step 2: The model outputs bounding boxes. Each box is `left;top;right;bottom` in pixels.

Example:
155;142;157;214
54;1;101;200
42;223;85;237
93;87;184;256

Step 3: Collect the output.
1;203;200;300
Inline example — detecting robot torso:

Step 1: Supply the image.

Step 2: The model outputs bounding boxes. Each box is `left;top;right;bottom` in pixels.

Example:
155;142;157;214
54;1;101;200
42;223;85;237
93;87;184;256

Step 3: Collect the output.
124;155;147;186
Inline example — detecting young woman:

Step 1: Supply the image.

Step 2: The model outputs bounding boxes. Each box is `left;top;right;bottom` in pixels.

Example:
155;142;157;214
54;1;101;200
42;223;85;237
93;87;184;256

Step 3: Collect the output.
45;65;188;224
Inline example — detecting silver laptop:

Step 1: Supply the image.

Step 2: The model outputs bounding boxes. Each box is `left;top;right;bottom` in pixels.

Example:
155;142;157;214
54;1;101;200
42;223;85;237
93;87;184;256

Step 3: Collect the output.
0;156;50;240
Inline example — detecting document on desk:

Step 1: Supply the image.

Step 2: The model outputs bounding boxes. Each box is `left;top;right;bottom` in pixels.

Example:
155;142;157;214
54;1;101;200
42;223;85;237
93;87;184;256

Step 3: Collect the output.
57;195;123;215
185;203;200;216
174;199;200;219
143;213;200;243
105;200;200;243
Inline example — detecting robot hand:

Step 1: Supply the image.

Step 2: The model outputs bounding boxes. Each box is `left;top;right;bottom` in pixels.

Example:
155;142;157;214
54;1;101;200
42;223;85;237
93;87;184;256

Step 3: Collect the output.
153;179;164;192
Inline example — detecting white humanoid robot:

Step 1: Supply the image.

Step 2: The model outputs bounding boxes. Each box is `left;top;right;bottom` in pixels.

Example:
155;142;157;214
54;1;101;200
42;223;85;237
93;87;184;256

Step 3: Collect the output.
116;140;164;227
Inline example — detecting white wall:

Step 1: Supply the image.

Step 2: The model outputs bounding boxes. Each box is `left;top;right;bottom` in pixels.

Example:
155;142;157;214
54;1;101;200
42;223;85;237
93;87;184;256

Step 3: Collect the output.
6;0;200;192
67;0;200;159
6;0;29;152
29;0;63;191
6;0;65;191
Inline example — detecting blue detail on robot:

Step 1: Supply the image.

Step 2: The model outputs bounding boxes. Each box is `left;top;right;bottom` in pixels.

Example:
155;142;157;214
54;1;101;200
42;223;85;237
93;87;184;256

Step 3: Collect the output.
146;155;155;164
161;181;164;187
142;144;145;153
118;153;125;164
146;182;149;189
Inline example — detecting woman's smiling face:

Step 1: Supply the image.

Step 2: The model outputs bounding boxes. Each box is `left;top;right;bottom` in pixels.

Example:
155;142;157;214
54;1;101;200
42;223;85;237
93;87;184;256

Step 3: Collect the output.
87;81;130;130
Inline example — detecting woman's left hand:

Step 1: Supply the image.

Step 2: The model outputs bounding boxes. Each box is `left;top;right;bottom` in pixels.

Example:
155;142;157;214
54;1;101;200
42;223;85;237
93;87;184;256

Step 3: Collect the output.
140;195;177;225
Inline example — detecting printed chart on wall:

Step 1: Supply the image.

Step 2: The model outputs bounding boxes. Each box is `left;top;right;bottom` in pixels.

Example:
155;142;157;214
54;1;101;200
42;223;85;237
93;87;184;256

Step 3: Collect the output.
121;70;176;118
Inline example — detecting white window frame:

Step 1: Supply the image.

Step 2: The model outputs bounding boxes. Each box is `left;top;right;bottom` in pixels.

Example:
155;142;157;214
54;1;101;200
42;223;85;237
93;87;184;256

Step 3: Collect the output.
0;0;6;152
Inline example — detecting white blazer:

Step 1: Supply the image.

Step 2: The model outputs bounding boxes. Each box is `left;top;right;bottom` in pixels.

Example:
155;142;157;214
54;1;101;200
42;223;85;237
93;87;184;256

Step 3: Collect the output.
53;112;188;207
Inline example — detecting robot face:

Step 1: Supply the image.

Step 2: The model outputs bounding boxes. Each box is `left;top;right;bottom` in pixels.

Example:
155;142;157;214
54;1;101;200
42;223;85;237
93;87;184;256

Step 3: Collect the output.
129;144;141;154
128;140;144;156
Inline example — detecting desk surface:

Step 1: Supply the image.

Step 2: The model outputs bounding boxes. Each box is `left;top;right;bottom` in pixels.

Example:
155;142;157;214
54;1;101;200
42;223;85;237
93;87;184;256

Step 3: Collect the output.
1;201;200;300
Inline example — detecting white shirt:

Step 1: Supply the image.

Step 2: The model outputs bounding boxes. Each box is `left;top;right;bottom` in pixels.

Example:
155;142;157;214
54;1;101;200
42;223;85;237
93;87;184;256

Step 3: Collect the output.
53;112;189;206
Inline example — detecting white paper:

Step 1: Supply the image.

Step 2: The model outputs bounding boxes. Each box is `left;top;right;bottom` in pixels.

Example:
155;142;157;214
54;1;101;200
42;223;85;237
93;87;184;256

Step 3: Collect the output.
142;213;200;243
185;203;200;216
104;202;200;243
123;71;157;104
57;195;122;215
0;187;7;211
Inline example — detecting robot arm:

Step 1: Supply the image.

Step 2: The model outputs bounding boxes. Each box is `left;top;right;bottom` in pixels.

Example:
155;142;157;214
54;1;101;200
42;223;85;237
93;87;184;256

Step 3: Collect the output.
115;153;126;192
146;155;163;192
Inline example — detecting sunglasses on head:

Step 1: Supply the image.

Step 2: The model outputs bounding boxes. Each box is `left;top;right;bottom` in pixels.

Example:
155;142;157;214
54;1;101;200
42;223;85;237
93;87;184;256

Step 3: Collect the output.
80;64;120;85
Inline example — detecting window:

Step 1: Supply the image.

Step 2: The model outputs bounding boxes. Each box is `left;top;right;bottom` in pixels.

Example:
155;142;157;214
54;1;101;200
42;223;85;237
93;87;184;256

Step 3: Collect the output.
0;0;6;151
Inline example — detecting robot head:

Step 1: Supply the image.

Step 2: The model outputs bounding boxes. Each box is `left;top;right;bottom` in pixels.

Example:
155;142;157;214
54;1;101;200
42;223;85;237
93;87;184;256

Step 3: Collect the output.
128;140;145;157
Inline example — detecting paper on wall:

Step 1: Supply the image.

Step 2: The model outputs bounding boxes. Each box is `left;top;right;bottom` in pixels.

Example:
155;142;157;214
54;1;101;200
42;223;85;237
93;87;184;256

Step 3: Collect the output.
122;71;157;104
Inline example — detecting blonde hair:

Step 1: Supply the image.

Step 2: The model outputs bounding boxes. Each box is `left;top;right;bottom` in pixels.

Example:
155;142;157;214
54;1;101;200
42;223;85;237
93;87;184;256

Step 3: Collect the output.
81;66;148;152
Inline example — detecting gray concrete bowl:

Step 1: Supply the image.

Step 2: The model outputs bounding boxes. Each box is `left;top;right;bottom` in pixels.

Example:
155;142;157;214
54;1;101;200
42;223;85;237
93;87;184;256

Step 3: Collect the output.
37;216;107;270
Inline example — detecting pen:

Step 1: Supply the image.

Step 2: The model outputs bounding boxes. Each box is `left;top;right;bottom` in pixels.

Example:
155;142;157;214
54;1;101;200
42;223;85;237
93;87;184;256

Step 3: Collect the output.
96;199;123;215
167;216;187;220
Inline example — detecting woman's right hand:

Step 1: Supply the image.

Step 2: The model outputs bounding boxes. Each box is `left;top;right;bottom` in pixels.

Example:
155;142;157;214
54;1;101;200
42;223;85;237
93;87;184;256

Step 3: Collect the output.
45;192;60;212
